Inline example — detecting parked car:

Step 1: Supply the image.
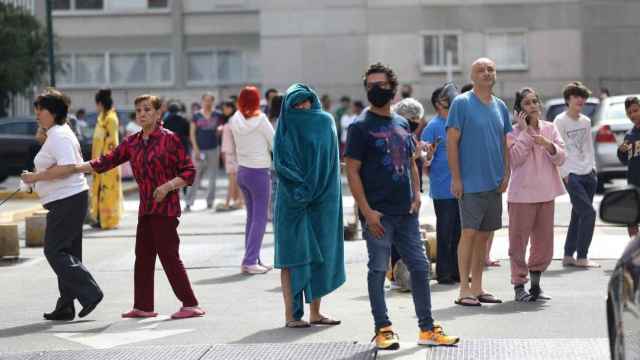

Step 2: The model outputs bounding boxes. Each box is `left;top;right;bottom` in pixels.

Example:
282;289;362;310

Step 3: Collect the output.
591;95;637;192
0;117;91;183
544;97;600;123
600;186;640;360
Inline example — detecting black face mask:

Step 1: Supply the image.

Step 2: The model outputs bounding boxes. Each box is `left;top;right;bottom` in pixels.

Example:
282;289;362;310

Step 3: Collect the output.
367;85;395;108
401;91;411;99
409;121;419;133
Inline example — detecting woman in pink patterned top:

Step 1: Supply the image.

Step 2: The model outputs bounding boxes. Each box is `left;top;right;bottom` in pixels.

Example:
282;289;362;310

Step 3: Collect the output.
71;94;205;319
507;88;566;303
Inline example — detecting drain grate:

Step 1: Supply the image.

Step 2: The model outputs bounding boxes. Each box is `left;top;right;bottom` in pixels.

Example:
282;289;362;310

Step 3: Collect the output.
2;343;376;360
202;342;377;360
425;338;609;360
2;345;211;360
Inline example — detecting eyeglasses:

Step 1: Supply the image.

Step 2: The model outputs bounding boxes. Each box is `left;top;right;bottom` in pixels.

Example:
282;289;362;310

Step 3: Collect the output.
366;81;391;90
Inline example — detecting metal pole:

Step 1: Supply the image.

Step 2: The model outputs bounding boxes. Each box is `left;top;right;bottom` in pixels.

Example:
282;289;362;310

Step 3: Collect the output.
45;0;55;87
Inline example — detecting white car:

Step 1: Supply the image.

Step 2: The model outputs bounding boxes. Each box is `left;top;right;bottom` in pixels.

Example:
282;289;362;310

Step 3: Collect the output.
591;95;636;192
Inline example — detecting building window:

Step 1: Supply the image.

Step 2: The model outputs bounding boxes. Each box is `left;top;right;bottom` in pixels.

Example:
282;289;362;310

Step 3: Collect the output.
110;53;146;85
75;54;106;85
57;51;173;87
420;31;461;72
52;0;71;10
187;50;247;85
486;30;527;70
76;0;103;9
53;0;167;11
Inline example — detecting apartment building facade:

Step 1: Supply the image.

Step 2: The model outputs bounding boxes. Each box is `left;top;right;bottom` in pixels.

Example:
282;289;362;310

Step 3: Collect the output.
19;0;640;111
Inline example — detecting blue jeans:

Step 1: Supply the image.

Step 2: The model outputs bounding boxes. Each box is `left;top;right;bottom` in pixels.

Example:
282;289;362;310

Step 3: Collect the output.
364;213;434;332
564;172;597;259
433;198;461;281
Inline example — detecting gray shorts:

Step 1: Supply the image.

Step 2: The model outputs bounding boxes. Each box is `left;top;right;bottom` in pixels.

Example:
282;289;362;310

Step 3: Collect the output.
459;191;503;231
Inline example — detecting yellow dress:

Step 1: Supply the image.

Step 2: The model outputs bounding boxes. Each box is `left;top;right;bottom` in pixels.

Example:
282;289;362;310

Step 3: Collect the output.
90;109;123;229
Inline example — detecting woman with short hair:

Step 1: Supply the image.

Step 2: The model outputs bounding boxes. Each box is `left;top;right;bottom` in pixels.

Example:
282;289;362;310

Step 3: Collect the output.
22;88;104;321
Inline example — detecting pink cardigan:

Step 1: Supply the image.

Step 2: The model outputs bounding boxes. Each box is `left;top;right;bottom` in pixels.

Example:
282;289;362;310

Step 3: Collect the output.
507;120;567;203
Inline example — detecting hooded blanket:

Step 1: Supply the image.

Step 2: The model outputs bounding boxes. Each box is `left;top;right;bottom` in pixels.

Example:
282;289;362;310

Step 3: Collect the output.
273;84;345;303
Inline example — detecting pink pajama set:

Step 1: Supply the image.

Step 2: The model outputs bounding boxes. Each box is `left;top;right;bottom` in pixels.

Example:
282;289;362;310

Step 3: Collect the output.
507;121;566;285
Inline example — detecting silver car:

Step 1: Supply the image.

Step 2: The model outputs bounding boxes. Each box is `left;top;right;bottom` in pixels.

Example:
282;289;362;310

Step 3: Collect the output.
591;95;636;192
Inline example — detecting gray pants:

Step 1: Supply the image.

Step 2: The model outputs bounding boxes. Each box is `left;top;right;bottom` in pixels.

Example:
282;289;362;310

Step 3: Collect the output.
186;147;219;207
43;191;103;308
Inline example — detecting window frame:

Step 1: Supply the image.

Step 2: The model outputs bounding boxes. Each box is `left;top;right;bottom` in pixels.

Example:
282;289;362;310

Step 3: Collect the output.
419;30;462;73
484;28;529;71
56;49;174;89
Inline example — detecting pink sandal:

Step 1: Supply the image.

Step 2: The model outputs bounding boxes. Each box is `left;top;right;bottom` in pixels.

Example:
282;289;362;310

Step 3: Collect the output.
121;309;158;318
171;306;206;319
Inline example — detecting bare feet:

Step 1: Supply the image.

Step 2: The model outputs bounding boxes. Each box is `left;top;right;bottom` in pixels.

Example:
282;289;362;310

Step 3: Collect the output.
485;259;501;267
576;258;600;268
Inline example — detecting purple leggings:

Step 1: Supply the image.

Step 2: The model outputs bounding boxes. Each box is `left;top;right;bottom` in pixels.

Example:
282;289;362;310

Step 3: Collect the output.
237;166;270;266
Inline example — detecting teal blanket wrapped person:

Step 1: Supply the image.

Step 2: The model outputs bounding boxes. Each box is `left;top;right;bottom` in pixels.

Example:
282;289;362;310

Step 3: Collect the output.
273;83;346;305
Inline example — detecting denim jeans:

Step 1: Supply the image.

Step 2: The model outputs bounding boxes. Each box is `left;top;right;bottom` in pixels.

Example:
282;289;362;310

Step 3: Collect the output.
363;213;434;332
433;198;461;281
564;172;597;259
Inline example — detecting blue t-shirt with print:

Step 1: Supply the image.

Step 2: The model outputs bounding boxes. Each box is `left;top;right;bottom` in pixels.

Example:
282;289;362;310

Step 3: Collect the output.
445;91;512;193
421;115;453;199
345;111;416;215
192;110;222;150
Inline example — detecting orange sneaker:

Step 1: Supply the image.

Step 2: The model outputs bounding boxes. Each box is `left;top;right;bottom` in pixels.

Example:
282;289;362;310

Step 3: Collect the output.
418;324;460;346
372;326;400;350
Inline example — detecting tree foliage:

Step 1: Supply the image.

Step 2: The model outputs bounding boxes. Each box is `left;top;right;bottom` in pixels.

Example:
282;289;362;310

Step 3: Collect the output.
0;3;49;117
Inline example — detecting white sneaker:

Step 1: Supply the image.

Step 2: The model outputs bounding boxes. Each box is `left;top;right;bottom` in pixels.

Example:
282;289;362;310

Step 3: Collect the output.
242;264;270;274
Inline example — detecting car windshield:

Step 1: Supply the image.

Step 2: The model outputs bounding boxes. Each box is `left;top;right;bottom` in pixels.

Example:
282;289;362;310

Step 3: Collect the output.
546;103;598;122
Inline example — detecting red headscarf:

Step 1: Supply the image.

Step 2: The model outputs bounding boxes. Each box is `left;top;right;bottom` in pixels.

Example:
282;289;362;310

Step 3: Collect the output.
237;86;261;118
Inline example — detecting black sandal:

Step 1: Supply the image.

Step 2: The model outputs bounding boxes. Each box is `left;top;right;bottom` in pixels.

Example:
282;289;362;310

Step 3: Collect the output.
285;320;311;328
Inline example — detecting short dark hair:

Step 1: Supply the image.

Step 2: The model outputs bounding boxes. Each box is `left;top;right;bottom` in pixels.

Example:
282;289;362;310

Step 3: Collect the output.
222;100;236;111
340;95;351;103
460;83;473;93
95;88;113;110
625;96;640;111
265;88;278;100
562;81;592;104
431;86;444;109
353;100;364;111
134;94;162;110
268;94;283;120
75;108;86;118
33;88;70;125
362;62;399;92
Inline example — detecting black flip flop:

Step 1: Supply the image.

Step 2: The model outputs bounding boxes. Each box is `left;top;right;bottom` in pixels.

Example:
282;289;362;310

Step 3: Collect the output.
454;296;481;307
285;320;311;328
477;293;503;304
310;317;341;326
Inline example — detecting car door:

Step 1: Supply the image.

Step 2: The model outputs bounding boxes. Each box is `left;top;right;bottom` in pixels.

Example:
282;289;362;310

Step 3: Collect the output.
0;121;40;173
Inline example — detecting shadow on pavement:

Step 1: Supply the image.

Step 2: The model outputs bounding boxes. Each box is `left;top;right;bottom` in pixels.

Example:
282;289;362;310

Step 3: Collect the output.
193;273;251;285
0;320;99;338
433;300;547;322
379;344;428;359
231;325;330;344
